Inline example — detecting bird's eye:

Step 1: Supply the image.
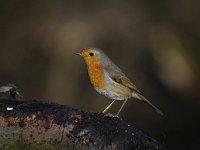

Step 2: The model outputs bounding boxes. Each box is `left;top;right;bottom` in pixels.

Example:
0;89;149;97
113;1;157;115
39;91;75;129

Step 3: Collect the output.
89;52;94;56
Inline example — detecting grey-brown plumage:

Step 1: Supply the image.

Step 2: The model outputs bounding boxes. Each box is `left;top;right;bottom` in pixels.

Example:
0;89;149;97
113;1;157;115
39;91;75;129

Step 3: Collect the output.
105;60;163;116
76;48;163;116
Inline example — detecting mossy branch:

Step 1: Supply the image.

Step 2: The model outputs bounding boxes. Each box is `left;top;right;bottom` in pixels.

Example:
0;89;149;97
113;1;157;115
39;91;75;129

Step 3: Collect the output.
0;84;161;150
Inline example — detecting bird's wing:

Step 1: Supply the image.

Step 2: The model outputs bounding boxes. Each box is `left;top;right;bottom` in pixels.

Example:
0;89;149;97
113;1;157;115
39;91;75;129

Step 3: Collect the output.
105;67;164;115
108;71;164;115
107;69;143;95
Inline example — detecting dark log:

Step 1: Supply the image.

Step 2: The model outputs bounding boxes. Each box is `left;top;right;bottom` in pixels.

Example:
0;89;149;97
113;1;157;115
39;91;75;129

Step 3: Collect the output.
0;85;162;150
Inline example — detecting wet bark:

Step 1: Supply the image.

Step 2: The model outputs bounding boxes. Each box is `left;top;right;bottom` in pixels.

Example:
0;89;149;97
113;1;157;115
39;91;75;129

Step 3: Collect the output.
0;85;162;150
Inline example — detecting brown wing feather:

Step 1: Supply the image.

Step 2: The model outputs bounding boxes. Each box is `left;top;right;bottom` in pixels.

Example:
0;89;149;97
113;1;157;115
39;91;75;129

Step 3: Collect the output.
108;71;143;95
105;67;164;116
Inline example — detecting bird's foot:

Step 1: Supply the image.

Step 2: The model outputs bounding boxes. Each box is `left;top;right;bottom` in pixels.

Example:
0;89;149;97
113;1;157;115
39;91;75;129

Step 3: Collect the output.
104;113;120;118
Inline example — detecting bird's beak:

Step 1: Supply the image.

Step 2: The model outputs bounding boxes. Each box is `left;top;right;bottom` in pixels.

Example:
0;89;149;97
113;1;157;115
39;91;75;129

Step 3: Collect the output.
74;52;82;56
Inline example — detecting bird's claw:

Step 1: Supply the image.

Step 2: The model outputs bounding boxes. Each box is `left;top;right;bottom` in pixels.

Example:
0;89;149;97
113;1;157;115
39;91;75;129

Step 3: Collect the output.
104;113;120;118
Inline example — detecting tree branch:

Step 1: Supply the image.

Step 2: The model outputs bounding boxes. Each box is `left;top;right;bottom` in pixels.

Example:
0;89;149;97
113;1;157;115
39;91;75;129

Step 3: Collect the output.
0;84;162;150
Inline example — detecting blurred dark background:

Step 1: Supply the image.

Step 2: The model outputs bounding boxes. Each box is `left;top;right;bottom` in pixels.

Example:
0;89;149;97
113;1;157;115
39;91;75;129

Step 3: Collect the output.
0;0;200;149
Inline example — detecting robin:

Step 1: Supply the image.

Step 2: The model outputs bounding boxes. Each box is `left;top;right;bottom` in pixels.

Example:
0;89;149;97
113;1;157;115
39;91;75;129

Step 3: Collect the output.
75;48;163;116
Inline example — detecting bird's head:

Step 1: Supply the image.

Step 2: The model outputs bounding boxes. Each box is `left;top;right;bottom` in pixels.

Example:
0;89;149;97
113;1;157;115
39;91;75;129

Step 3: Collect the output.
75;48;103;67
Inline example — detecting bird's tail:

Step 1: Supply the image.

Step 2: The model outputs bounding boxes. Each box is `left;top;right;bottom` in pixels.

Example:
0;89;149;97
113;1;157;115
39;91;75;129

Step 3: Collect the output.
134;94;164;116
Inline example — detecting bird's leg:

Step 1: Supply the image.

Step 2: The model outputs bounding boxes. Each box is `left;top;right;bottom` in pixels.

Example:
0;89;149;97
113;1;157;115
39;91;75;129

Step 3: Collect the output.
117;98;128;116
102;100;116;113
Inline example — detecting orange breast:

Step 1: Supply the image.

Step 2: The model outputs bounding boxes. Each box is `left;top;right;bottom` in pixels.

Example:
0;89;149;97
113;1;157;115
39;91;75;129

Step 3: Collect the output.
86;60;105;89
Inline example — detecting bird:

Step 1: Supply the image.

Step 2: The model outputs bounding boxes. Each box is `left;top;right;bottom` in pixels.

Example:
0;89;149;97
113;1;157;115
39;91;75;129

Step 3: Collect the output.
75;48;163;116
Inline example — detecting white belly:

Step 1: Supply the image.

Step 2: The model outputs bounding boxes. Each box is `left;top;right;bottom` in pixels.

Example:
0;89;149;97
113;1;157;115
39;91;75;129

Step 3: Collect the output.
94;70;132;100
95;87;125;100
